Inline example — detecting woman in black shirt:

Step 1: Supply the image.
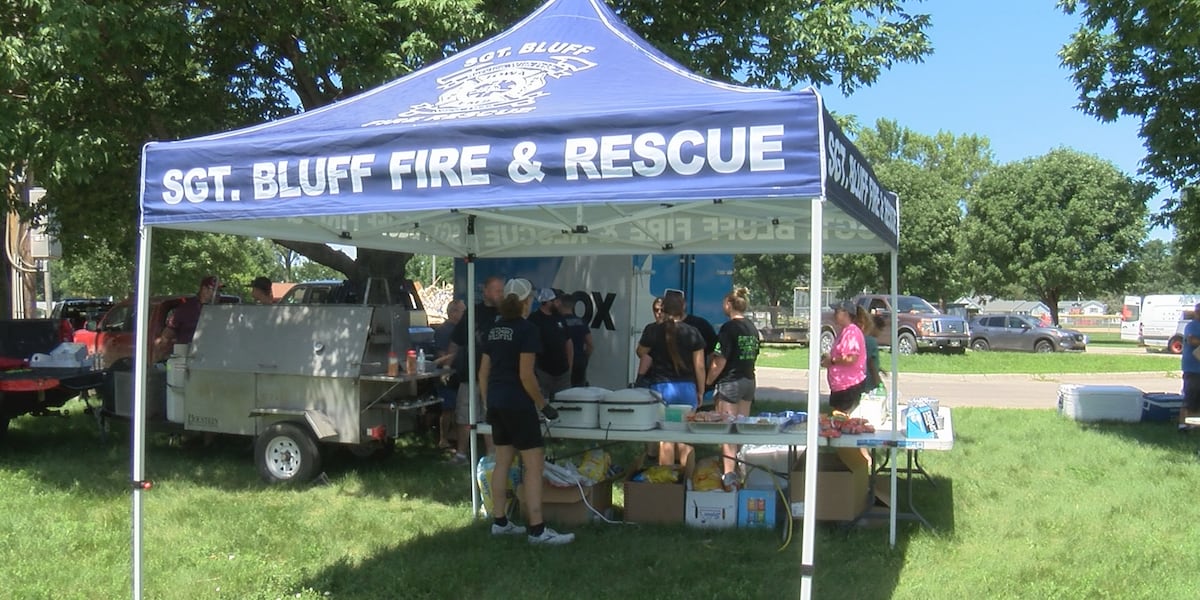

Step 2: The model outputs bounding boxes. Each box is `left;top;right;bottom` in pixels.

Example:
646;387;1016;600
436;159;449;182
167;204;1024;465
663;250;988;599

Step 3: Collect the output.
706;288;761;481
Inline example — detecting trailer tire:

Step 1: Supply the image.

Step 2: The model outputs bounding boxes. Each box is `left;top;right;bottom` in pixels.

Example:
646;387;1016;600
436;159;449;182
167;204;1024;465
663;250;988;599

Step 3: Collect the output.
1169;336;1184;355
255;422;321;484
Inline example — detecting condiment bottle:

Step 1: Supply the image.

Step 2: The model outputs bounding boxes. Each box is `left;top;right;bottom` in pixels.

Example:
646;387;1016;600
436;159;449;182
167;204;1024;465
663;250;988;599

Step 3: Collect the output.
387;351;399;377
406;349;417;374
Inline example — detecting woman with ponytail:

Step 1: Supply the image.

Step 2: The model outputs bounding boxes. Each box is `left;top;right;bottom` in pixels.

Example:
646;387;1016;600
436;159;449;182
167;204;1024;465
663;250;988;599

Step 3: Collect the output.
636;292;705;467
707;288;761;481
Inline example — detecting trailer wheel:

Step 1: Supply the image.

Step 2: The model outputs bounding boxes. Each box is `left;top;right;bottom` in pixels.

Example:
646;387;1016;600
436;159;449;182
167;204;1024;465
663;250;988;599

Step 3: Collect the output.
255;422;321;484
1169;336;1184;355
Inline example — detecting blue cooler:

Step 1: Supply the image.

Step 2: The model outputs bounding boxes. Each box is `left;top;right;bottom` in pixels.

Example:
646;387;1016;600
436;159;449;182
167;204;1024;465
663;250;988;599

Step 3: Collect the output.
1141;392;1183;422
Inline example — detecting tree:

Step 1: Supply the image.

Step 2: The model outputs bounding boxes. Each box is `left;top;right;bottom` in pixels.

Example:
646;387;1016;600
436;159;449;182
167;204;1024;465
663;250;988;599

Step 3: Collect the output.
1059;1;1200;191
824;120;993;302
960;148;1153;325
1;1;933;311
734;254;808;327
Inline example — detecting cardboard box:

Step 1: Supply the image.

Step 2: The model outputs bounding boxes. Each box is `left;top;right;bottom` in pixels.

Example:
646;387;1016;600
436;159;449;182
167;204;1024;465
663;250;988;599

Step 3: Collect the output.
685;484;737;528
517;478;613;526
789;453;869;522
623;469;686;524
736;488;778;529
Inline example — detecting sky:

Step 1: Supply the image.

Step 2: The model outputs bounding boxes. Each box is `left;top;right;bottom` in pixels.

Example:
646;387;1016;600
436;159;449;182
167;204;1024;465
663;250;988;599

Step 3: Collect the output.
819;0;1173;241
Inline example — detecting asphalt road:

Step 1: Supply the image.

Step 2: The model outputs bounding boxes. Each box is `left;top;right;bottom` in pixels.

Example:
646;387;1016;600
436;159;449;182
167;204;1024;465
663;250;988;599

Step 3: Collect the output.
754;362;1182;410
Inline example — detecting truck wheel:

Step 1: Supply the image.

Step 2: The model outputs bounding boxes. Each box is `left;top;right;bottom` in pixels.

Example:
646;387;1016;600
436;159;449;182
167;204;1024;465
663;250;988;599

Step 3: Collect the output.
819;329;836;355
255;422;321;484
970;339;989;352
1169;336;1184;355
896;332;917;355
1034;339;1055;353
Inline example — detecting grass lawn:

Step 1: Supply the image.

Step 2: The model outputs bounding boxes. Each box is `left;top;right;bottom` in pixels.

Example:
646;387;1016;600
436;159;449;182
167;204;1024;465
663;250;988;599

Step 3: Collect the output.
3;400;1198;599
756;345;1179;374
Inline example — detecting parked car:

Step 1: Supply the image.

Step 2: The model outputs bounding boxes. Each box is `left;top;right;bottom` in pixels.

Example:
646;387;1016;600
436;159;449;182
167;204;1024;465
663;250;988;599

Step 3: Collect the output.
51;297;114;341
818;294;970;355
75;294;241;368
968;313;1087;353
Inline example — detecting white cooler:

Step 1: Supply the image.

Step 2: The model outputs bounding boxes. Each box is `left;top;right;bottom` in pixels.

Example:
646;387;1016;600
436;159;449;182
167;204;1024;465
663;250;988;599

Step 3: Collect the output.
551;386;608;428
599;388;663;431
1057;384;1144;422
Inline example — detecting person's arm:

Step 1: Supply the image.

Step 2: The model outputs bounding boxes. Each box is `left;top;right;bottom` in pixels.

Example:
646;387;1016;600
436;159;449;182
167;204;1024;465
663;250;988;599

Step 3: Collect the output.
692;349;705;405
583;332;594;357
636;345;652;375
518;353;546;409
437;342;459;367
565;337;574;375
478;354;491;403
706;355;726;387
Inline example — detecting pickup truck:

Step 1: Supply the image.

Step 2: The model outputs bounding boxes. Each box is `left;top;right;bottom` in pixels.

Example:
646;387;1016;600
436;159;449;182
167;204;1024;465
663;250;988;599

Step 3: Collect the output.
75;294;242;369
0;319;104;440
818;294;970;355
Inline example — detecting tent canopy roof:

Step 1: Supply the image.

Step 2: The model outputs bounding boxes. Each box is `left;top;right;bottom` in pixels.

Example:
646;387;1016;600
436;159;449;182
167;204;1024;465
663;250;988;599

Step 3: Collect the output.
139;0;897;257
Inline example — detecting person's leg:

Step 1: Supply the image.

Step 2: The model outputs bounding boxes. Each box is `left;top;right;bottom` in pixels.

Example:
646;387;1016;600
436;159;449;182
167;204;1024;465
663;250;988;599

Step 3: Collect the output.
454;384;471;461
491;444;516;519
658;441;676;466
716;397;739;476
519;446;546;526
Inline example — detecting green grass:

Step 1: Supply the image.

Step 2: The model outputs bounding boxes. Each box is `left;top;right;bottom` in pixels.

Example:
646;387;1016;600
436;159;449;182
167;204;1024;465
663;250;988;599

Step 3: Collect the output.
3;401;1199;599
756;345;1179;374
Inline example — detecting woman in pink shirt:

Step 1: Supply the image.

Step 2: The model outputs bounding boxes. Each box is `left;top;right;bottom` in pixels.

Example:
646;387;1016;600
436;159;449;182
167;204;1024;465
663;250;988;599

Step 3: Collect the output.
821;301;867;413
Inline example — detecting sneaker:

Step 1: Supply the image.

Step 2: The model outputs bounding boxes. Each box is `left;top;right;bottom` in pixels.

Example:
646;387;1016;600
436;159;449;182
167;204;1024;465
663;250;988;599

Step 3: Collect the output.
528;527;574;545
446;452;468;465
491;521;526;536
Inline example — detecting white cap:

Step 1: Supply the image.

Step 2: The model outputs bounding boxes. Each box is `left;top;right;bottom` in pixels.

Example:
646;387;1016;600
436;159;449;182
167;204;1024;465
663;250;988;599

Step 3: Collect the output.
535;288;558;303
503;278;533;301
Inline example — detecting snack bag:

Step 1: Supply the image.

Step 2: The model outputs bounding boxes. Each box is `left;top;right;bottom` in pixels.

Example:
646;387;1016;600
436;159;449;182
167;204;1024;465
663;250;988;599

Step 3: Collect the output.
576;448;611;483
691;456;724;491
476;454;522;514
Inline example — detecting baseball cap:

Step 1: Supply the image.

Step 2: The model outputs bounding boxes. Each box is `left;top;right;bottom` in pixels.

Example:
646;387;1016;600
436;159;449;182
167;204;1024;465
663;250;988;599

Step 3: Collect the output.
250;276;272;292
504;278;533;301
830;300;855;313
535;288;558;303
200;275;224;289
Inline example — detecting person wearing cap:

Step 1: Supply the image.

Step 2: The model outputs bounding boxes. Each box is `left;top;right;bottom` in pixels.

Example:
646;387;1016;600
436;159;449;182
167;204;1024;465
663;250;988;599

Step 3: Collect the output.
822;300;868;413
250;276;276;304
154;275;222;360
479;277;575;545
527;287;573;401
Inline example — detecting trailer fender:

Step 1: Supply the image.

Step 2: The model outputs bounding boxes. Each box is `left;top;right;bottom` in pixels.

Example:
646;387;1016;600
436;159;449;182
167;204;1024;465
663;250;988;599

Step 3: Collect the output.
249;407;339;440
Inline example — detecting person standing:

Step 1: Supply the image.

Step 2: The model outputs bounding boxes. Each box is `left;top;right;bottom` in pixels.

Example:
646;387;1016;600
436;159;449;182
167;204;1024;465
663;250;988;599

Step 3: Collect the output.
855;307;884;392
559;292;593;387
479;278;574;545
707;288;760;480
1180;303;1200;432
637;293;705;467
250;276;276;304
634;296;666;385
434;300;466;450
822;300;867;414
154;275;221;360
528;288;573;400
446;275;505;464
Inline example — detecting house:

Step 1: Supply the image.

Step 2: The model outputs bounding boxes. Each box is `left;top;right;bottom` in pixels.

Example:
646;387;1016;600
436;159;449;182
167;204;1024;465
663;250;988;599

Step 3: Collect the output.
1057;300;1106;315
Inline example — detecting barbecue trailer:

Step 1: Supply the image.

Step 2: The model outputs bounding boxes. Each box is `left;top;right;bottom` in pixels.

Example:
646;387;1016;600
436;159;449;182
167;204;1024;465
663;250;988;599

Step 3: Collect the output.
106;303;440;483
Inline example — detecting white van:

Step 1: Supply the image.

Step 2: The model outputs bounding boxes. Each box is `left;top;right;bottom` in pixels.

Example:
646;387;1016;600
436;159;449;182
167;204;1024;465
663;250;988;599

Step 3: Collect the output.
1137;295;1200;350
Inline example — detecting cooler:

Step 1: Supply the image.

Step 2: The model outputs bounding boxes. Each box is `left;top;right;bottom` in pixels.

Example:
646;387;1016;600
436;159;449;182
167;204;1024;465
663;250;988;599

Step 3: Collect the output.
1057;384;1143;422
1141;392;1184;422
599;388;663;431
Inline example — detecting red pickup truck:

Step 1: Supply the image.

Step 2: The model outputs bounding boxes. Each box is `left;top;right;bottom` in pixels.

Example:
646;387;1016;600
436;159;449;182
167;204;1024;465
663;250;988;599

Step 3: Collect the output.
74;294;241;368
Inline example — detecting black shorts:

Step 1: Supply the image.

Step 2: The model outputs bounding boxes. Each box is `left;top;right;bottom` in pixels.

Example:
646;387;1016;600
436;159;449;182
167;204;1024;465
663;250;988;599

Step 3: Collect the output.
828;380;866;413
486;406;544;451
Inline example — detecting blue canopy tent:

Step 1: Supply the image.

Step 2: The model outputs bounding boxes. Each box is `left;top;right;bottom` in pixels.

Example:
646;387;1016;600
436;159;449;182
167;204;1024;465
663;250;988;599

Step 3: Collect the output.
132;0;899;596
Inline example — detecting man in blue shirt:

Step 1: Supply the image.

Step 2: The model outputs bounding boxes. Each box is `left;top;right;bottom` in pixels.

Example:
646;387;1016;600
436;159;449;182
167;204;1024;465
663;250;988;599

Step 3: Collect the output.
1181;304;1200;432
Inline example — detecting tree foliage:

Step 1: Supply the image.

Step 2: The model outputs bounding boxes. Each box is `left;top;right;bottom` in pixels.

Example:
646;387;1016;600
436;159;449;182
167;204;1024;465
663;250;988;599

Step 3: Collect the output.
1059;1;1200;192
1;0;933;305
733;253;808;326
960;148;1152;325
824;120;993;303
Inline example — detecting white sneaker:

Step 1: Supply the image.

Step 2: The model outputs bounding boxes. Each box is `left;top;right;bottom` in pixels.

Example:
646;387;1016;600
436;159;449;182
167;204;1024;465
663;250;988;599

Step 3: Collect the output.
528;526;574;545
491;521;526;536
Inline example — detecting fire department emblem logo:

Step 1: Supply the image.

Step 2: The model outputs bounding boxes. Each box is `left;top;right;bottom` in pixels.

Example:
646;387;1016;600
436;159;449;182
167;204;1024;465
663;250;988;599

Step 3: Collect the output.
401;56;596;117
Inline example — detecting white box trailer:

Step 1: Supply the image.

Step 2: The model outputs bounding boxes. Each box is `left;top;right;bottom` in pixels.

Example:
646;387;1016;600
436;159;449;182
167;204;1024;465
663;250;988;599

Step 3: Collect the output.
169;303;441;483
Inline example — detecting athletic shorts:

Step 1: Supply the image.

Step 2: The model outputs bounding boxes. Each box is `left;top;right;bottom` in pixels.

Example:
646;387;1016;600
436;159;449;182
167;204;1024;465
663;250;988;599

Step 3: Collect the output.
828;379;866;413
714;378;756;405
1184;372;1200;412
454;384;485;426
438;385;457;410
486;406;544;451
650;380;699;409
